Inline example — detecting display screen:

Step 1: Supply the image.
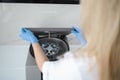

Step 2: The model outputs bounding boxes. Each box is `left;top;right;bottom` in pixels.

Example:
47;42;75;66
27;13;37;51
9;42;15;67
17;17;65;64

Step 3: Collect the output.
0;0;80;4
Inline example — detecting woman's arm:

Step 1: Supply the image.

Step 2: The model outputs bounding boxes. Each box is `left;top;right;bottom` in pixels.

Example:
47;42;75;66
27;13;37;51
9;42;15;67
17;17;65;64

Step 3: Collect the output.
19;28;48;71
32;43;49;71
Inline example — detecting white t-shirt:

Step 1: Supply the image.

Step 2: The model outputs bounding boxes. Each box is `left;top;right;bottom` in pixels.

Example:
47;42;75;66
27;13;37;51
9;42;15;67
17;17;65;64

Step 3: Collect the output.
42;52;99;80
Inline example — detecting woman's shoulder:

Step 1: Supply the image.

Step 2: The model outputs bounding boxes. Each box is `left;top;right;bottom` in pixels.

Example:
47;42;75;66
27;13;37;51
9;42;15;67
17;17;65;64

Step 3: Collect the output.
64;51;99;80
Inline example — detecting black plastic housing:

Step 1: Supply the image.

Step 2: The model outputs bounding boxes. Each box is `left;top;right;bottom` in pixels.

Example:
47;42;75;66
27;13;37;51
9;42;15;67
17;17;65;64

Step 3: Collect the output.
28;28;72;61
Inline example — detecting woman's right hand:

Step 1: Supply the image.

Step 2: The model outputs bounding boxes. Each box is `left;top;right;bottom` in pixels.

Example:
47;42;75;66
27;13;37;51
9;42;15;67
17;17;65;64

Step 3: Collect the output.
72;26;87;47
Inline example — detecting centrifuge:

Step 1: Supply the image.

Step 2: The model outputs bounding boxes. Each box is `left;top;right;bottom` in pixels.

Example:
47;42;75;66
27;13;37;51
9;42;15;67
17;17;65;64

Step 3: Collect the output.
26;28;72;80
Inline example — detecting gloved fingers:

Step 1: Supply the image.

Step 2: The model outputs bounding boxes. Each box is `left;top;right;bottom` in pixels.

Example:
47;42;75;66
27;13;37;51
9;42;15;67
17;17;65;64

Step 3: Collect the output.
71;26;87;47
21;28;26;34
20;28;38;44
72;28;77;34
72;26;80;33
19;34;29;41
21;28;31;33
19;34;26;40
72;26;83;35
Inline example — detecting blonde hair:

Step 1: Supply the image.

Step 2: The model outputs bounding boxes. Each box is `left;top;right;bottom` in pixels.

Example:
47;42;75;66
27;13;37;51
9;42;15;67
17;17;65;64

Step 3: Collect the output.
77;0;120;80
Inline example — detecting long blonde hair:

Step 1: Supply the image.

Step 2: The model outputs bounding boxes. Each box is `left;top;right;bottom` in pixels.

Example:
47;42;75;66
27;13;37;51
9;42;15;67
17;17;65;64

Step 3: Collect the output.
77;0;120;80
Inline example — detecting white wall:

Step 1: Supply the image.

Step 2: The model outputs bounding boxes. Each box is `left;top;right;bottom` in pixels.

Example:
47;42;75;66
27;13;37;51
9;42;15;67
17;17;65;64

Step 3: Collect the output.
0;3;80;45
0;3;80;80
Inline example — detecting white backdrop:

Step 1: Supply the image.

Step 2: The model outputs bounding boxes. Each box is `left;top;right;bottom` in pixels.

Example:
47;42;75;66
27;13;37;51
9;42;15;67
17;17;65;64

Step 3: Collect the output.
0;3;80;45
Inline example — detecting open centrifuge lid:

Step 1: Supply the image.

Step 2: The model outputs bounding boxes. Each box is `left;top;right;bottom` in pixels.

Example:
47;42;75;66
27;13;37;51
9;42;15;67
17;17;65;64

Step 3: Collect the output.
27;28;72;36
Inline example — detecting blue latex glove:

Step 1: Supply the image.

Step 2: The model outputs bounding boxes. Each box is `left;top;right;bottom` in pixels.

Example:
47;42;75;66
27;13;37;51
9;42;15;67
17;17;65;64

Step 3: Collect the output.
72;26;87;47
20;28;38;44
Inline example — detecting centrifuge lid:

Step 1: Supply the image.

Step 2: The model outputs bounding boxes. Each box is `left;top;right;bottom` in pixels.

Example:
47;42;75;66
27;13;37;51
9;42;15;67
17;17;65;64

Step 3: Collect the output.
27;28;72;36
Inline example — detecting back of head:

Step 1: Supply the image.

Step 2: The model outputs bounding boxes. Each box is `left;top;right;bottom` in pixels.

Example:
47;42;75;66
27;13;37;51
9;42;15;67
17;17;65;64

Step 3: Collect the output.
79;0;120;80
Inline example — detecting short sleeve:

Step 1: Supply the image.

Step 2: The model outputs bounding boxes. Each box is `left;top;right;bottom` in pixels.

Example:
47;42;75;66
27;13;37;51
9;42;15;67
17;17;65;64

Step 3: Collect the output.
42;61;55;80
42;57;83;80
74;56;99;80
42;52;99;80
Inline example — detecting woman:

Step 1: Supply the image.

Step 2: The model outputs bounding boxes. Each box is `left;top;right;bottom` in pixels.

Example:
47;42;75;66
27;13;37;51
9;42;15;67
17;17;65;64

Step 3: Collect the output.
20;0;120;80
